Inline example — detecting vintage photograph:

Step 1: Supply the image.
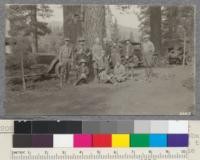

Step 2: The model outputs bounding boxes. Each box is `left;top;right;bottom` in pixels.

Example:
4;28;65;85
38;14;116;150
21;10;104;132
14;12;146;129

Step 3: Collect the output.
5;4;195;115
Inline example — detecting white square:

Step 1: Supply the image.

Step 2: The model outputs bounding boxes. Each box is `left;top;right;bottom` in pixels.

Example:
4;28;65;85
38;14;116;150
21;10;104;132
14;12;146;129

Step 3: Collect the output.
168;120;188;133
53;134;73;148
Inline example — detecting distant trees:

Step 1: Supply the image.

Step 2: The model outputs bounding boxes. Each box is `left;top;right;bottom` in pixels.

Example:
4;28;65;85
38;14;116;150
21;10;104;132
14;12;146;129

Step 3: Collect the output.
129;32;134;42
7;5;52;54
111;19;120;43
137;6;150;36
137;6;194;56
162;6;194;55
7;4;53;90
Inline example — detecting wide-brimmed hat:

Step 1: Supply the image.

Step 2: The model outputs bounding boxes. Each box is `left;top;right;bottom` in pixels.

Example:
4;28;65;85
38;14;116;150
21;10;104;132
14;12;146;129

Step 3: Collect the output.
79;59;87;63
78;37;85;42
125;39;131;42
64;37;70;41
143;35;150;39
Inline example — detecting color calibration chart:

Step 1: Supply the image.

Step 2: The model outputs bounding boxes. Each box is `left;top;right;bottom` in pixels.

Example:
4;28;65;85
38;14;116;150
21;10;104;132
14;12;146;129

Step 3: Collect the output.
0;120;200;160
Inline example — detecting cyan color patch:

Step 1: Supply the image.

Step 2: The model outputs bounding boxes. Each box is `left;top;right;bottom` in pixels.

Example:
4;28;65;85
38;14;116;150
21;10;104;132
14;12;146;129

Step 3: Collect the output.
150;134;167;147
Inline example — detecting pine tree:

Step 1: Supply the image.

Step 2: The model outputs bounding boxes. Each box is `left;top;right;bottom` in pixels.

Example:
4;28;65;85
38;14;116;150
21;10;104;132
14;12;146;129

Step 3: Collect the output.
129;32;134;42
150;6;162;55
138;6;162;55
63;5;106;48
63;5;83;44
111;19;120;43
83;5;106;48
162;6;194;56
137;6;150;36
7;4;52;54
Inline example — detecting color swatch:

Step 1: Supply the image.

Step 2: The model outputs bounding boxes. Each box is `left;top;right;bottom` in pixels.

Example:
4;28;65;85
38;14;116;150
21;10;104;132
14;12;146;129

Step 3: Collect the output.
131;134;150;147
92;134;112;147
112;134;130;147
13;120;189;148
74;134;92;147
150;134;167;147
167;134;189;147
53;134;73;148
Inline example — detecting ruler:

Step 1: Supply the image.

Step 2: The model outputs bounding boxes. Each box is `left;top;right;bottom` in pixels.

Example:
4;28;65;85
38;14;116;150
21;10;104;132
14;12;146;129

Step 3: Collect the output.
10;148;188;160
0;120;200;160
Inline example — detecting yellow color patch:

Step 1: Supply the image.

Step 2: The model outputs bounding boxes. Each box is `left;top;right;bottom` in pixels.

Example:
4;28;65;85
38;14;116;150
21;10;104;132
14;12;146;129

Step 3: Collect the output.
112;134;130;147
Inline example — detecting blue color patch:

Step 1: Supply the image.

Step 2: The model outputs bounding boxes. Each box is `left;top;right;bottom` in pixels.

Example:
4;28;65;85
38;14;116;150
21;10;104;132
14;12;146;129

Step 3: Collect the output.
150;134;167;147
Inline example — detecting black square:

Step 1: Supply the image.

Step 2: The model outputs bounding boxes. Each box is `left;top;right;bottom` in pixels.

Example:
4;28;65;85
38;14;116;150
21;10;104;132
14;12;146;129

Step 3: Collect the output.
14;121;31;134
13;134;32;148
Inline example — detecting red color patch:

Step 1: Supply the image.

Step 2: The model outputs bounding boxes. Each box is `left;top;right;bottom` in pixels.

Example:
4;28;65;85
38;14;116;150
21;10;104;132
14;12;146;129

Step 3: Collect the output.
92;134;112;147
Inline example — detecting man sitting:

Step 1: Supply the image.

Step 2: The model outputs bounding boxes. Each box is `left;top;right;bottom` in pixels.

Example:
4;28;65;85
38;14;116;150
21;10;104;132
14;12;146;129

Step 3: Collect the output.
113;60;127;83
74;59;89;86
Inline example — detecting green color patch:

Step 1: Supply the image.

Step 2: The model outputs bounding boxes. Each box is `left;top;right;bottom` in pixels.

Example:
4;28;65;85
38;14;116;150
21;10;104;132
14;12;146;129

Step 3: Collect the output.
130;134;150;147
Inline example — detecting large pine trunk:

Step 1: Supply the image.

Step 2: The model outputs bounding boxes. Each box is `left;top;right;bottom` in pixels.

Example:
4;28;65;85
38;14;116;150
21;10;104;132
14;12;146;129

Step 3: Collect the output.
63;5;83;44
150;6;162;55
82;5;106;48
63;5;106;49
168;6;178;39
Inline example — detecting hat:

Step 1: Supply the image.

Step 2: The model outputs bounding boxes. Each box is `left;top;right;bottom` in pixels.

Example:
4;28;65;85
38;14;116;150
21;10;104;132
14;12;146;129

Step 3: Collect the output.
79;59;87;63
125;39;131;42
143;35;150;39
78;37;85;42
64;38;70;41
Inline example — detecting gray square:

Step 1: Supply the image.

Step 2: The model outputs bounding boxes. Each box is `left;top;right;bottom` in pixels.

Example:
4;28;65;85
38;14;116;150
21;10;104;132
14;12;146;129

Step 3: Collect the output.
134;120;151;133
150;120;168;133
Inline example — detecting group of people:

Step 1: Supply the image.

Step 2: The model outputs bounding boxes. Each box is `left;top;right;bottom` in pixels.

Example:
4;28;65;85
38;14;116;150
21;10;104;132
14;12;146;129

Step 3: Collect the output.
58;34;155;86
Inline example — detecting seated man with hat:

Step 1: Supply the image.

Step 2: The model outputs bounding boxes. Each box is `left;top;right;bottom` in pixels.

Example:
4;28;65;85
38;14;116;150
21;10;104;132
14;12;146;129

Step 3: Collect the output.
73;58;89;86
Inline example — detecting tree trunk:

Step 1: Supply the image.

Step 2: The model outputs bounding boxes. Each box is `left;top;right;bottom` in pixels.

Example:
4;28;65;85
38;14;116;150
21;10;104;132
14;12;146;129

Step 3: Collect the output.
20;51;26;91
168;7;178;39
183;30;186;66
30;5;38;54
83;5;106;48
63;5;83;45
63;5;106;49
150;6;161;55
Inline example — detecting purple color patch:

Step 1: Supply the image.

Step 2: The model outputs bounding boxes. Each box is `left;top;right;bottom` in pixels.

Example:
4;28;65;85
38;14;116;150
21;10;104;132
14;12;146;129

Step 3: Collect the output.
74;134;92;147
32;134;53;148
167;134;189;147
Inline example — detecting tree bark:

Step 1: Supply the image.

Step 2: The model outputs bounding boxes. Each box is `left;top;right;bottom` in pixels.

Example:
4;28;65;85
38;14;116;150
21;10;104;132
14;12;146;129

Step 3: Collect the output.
63;5;106;49
20;51;26;91
30;5;38;54
83;5;106;48
168;7;178;39
63;5;83;45
150;6;162;55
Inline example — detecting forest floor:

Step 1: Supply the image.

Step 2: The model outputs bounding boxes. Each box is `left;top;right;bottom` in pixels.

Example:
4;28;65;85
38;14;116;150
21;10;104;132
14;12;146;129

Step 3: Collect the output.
5;65;195;116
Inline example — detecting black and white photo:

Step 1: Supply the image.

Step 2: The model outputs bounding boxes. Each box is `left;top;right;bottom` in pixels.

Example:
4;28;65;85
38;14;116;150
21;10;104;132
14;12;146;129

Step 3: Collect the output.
5;4;195;115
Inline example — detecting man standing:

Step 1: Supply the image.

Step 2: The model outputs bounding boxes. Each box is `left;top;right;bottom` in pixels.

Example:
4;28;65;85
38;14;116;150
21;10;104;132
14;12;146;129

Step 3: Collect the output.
142;35;155;80
59;38;73;87
111;42;121;69
124;39;134;79
92;37;103;81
